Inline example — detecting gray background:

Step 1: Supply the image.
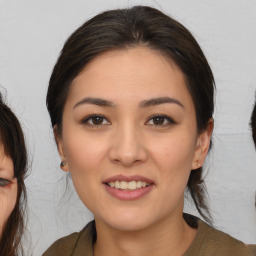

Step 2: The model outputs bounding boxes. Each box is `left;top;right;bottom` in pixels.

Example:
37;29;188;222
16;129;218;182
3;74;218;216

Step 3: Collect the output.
0;0;256;255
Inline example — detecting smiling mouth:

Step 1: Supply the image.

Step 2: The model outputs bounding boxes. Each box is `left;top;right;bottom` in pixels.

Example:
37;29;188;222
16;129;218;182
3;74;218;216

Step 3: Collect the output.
106;180;151;190
103;176;154;200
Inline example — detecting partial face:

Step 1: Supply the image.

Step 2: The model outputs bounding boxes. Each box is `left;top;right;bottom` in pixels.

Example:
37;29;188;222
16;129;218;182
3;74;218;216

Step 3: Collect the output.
0;144;17;237
57;47;211;231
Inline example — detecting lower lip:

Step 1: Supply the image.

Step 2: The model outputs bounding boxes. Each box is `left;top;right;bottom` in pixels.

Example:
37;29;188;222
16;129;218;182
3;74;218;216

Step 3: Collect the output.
104;184;154;200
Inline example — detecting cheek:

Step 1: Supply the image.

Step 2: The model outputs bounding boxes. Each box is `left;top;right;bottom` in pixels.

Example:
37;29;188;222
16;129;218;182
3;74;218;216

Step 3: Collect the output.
150;133;196;171
148;131;196;198
148;135;196;213
63;131;110;200
64;132;108;173
0;184;17;236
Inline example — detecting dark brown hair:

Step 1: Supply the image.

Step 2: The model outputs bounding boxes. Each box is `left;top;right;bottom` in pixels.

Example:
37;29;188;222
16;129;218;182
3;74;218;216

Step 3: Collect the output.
0;92;27;256
46;6;215;222
251;99;256;147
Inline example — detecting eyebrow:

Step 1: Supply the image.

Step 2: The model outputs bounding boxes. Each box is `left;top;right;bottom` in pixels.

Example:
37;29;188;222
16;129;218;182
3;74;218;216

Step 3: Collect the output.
73;96;184;109
139;97;184;108
73;97;115;109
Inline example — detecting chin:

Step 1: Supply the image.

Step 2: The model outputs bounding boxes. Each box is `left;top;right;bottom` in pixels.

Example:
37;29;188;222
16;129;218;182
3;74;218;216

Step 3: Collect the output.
96;208;156;232
109;219;151;232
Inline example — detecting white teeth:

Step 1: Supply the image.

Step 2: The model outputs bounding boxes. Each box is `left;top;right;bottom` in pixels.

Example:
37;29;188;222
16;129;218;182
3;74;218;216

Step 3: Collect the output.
128;181;136;190
107;180;150;190
115;180;120;189
137;181;142;188
120;181;128;189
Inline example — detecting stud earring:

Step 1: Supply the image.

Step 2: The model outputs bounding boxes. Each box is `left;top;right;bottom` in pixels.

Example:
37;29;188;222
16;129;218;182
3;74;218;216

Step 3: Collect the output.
196;160;200;168
60;161;66;168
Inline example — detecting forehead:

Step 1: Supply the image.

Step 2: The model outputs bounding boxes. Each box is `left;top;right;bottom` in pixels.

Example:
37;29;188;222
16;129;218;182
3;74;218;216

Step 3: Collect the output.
0;144;8;160
0;133;10;159
0;144;14;171
0;139;7;157
67;47;193;107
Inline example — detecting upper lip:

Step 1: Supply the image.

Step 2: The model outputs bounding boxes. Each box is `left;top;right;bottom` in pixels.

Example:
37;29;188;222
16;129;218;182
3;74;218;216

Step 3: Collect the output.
103;175;154;184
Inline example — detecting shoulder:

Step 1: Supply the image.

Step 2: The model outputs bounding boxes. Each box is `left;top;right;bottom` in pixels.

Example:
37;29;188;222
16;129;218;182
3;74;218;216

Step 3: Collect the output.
42;221;95;256
187;219;256;256
42;231;80;256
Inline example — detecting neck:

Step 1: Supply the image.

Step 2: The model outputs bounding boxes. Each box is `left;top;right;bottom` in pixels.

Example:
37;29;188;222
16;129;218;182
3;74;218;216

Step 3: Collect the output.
94;212;197;256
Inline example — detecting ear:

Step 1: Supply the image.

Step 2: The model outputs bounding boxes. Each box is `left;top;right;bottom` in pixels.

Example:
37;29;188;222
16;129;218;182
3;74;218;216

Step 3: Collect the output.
192;119;214;170
54;125;69;172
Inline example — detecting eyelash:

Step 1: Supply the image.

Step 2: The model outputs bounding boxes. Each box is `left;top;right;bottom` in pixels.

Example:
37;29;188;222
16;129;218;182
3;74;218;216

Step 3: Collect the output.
146;114;176;126
0;178;11;187
81;114;176;127
81;114;111;127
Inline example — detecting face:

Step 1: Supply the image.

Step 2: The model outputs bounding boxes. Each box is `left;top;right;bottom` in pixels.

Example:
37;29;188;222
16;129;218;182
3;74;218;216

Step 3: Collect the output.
0;144;17;237
57;47;212;231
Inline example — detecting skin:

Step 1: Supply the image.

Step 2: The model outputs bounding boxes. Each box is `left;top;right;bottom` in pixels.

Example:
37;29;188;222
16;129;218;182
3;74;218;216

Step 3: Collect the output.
56;47;213;256
0;144;17;238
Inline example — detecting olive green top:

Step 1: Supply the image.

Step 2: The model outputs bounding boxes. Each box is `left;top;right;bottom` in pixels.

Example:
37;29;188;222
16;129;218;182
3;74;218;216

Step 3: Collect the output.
43;217;256;256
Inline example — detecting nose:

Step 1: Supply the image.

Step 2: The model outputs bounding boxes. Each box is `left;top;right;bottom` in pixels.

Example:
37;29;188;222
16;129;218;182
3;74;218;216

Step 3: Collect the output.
109;123;147;167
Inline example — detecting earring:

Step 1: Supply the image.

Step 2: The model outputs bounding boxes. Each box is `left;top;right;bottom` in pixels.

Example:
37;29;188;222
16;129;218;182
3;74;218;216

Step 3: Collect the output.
60;161;66;168
196;160;200;168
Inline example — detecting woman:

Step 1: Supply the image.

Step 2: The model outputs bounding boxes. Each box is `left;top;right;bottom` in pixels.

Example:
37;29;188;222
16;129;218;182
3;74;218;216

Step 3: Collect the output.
0;92;27;255
44;6;255;256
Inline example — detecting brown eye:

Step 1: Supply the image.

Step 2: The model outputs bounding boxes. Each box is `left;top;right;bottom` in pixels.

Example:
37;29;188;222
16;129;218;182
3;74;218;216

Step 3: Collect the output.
152;116;165;125
91;116;104;125
146;115;175;126
82;115;111;126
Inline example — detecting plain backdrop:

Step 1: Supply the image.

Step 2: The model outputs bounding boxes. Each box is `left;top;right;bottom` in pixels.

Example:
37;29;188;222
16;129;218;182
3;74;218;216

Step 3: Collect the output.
0;0;256;255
